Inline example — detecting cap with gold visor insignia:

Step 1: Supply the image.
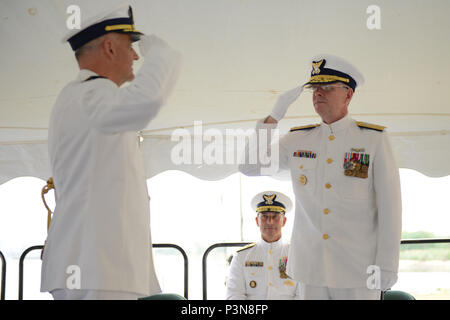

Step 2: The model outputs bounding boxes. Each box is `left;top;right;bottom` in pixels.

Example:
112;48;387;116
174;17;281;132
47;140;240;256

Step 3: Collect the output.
251;191;292;214
304;54;365;91
62;4;144;51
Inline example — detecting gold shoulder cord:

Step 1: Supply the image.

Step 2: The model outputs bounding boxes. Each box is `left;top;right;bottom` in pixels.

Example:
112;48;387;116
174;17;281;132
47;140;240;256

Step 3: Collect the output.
41;177;54;231
40;177;54;259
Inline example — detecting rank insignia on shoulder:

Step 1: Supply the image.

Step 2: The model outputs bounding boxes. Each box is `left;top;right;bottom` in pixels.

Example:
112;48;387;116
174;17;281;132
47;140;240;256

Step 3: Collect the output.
237;243;256;252
290;124;320;132
356;121;385;132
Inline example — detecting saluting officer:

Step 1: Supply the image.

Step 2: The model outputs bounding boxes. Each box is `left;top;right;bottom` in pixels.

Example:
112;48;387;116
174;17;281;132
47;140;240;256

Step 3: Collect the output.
41;4;182;300
239;54;402;299
226;191;302;300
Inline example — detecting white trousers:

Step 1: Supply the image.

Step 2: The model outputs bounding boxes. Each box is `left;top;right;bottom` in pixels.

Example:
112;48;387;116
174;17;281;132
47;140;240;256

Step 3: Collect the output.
51;289;145;300
301;285;381;300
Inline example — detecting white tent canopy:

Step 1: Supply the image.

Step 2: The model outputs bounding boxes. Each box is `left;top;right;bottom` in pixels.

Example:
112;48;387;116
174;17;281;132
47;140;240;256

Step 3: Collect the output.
1;0;449;185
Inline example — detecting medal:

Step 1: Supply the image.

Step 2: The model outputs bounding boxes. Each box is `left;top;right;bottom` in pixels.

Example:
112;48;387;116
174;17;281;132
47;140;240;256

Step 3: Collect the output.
354;162;362;177
343;161;355;170
279;257;289;279
279;270;289;279
360;164;369;178
343;151;369;179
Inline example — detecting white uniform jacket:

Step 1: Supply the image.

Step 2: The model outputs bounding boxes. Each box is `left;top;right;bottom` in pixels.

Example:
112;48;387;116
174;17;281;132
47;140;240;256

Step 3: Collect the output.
239;115;402;288
41;43;181;295
226;239;301;300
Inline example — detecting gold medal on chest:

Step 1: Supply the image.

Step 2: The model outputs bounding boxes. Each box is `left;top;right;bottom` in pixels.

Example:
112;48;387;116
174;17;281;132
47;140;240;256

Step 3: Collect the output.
344;151;369;179
279;257;289;279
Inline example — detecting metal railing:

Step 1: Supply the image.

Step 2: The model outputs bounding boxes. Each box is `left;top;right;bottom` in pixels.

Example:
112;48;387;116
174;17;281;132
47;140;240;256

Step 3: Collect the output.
201;238;450;300
400;238;450;245
18;245;43;300
0;250;6;300
202;242;252;300
18;243;189;300
9;238;450;300
153;243;189;299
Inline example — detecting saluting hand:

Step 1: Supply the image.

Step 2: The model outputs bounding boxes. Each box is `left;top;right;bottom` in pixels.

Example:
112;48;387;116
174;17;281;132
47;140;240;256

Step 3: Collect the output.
266;85;304;123
138;34;171;58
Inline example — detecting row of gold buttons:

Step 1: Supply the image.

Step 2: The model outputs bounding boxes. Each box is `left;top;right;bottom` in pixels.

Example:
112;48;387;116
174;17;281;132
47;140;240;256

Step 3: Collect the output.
323;134;334;239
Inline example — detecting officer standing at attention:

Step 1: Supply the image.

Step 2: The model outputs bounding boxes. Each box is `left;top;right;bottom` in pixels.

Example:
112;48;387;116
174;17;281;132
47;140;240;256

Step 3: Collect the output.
226;191;302;300
41;4;182;300
239;54;402;299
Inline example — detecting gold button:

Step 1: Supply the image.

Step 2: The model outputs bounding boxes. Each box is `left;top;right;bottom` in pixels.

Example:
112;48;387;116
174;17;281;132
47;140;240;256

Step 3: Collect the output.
323;208;330;214
325;183;331;189
323;234;329;240
269;250;273;254
299;175;307;185
327;158;333;164
268;266;273;270
269;282;273;287
299;164;304;169
328;135;335;141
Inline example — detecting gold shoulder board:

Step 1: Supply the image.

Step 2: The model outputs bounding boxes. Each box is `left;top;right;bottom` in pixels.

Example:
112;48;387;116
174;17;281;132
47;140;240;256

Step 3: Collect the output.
290;124;320;132
356;121;386;132
237;243;256;252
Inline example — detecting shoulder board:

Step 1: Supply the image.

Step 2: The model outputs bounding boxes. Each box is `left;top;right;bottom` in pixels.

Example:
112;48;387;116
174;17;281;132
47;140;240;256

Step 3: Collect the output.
237;243;256;253
290;124;320;132
356;121;386;132
83;76;106;82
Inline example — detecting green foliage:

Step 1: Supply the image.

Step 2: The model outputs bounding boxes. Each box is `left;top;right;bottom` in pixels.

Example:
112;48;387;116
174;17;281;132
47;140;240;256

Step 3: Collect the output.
402;231;435;239
400;248;450;261
400;231;450;261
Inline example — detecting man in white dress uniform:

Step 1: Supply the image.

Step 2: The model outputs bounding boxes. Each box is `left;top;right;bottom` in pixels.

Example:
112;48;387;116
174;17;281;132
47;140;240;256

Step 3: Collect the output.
41;4;182;300
226;191;302;300
239;54;402;299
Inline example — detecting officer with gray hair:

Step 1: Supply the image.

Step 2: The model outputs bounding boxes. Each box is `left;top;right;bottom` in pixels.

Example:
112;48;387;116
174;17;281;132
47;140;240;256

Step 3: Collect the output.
41;3;182;300
239;54;402;299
